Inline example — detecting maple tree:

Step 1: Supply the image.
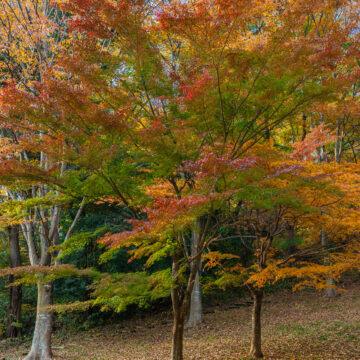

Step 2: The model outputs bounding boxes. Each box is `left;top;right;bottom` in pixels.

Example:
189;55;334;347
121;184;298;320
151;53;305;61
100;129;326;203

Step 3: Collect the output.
202;141;360;358
86;1;359;359
0;1;83;359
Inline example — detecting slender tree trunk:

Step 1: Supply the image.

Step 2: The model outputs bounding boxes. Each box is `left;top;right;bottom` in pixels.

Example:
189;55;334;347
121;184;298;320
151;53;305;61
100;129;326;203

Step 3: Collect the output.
171;251;185;360
6;225;22;338
249;287;264;359
23;280;53;360
321;230;338;298
301;114;307;141
286;225;296;257
186;228;203;329
315;116;338;298
171;312;185;360
335;118;344;165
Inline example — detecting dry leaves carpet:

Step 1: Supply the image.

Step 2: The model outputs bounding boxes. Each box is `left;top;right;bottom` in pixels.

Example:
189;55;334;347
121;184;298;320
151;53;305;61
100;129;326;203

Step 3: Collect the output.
1;284;360;360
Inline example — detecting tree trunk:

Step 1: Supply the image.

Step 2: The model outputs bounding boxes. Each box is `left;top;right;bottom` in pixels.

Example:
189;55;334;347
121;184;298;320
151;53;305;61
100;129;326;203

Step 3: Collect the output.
170;249;198;360
171;313;185;360
186;270;202;328
249;288;264;359
317;120;338;298
170;225;206;360
23;280;53;360
286;225;296;257
301;114;307;141
7;225;22;338
335;118;343;164
171;251;184;360
7;275;22;338
321;229;338;298
186;228;203;329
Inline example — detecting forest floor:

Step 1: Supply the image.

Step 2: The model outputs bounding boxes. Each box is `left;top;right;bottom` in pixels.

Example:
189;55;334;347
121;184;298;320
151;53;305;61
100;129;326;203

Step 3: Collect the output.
1;283;360;360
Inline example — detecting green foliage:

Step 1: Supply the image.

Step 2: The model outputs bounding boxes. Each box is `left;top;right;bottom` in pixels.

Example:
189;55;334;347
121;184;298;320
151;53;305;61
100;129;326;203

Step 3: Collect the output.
56;227;108;261
52;270;171;315
90;270;171;313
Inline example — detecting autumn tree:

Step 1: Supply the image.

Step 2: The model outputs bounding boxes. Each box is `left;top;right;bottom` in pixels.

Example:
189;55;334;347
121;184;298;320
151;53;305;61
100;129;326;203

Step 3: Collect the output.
53;1;360;359
0;1;81;358
185;135;360;359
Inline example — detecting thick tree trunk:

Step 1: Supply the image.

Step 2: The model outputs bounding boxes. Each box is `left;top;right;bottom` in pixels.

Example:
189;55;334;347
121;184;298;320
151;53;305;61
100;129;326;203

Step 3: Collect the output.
324;278;338;298
249;288;264;359
7;276;22;338
186;270;202;328
23;280;53;360
7;225;22;338
186;228;203;329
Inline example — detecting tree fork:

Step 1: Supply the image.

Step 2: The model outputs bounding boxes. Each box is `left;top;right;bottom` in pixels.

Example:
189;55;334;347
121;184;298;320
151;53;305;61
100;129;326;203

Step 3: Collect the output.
170;238;204;360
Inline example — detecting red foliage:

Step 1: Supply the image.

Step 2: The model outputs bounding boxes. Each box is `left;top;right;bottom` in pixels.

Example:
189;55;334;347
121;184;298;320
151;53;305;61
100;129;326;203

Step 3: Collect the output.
291;123;337;160
182;152;257;178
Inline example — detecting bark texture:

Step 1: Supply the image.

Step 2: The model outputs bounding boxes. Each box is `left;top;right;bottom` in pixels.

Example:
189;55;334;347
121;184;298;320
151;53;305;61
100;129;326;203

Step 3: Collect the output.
171;315;185;360
23;280;53;360
170;217;211;359
185;228;203;329
249;288;264;359
6;225;22;338
171;251;186;360
171;236;204;360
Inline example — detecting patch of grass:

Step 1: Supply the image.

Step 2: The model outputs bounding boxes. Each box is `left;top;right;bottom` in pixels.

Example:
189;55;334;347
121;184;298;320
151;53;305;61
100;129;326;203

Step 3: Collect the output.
278;324;309;335
320;334;329;341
